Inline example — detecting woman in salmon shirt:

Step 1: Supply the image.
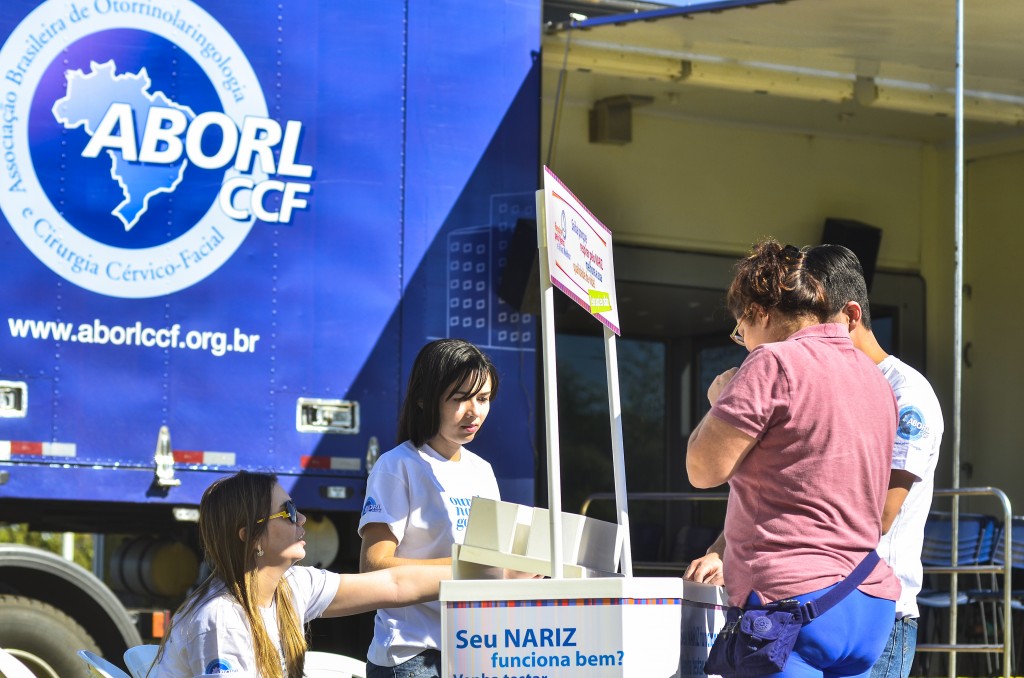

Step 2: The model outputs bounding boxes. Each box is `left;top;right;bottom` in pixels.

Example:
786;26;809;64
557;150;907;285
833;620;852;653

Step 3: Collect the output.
687;239;900;678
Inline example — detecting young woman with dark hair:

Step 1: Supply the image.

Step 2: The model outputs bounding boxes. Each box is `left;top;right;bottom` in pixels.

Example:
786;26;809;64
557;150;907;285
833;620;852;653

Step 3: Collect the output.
358;338;501;678
150;471;449;678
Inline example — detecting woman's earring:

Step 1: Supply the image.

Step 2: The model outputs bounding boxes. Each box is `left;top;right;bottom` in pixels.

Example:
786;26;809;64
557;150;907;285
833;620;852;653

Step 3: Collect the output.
256;545;264;557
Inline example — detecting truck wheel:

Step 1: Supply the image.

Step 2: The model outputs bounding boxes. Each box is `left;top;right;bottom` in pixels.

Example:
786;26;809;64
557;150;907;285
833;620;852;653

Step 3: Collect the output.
0;594;100;678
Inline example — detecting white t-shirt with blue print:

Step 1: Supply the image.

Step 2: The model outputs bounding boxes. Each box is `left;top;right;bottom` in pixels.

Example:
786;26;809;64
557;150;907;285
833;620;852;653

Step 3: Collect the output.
875;355;944;619
151;566;340;677
358;440;500;667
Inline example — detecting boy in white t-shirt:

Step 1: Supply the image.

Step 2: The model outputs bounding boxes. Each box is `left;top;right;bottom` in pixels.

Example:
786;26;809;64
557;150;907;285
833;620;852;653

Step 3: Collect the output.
844;299;944;678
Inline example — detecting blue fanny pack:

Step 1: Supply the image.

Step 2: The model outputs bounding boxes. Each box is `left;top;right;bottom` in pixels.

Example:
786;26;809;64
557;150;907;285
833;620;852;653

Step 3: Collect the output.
704;551;880;677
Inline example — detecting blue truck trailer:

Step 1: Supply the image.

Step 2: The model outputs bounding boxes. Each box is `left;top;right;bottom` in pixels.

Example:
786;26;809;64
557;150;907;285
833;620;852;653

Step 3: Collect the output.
0;1;541;674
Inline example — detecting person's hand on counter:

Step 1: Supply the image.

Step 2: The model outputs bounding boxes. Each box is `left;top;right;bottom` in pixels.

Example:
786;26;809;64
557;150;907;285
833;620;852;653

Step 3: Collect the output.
683;531;725;586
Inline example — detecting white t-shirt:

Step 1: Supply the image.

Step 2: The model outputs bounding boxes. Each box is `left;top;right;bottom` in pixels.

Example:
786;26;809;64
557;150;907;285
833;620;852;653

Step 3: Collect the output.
151;566;340;677
358;441;500;667
875;355;944;619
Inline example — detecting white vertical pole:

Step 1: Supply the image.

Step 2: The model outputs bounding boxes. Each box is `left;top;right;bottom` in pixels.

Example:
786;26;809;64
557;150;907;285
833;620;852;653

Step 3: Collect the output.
604;327;633;576
949;1;964;675
536;189;564;578
951;0;965;510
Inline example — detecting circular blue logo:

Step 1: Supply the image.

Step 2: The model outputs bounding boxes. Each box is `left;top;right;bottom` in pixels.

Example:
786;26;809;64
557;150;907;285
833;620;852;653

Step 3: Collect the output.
752;616;773;634
32;29;222;249
205;658;235;674
0;0;270;298
898;405;928;441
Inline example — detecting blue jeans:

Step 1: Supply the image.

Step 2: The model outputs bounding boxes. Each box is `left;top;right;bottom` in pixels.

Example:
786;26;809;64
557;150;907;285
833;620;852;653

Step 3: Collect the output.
869;617;918;678
746;585;896;678
366;649;441;678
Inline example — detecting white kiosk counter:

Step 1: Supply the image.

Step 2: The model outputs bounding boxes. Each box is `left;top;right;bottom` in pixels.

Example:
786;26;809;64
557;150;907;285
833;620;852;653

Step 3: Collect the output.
438;172;728;677
441;574;727;677
441;499;727;678
442;577;688;678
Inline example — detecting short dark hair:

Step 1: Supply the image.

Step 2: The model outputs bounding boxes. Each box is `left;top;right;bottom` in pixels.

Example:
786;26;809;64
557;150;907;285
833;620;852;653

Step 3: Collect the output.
727;239;871;327
397;339;499;447
809;243;872;329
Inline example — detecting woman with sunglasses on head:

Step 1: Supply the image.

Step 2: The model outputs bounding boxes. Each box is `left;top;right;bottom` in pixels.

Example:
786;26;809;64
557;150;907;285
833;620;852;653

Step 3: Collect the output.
358;338;501;678
686;239;901;678
150;471;449;678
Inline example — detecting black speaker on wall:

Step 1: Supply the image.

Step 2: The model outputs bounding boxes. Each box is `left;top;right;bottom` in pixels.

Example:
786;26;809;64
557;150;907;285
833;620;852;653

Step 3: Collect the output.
497;218;540;313
821;218;882;292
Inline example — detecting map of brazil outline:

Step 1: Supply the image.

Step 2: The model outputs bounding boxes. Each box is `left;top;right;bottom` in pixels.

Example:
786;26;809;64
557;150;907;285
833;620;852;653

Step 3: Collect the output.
52;60;194;232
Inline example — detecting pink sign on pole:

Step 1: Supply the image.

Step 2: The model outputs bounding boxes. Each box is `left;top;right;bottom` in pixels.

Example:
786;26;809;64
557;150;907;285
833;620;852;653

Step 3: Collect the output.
542;166;620;336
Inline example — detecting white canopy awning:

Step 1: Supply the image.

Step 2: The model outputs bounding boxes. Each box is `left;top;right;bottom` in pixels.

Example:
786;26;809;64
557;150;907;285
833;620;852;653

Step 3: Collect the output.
545;0;1024;143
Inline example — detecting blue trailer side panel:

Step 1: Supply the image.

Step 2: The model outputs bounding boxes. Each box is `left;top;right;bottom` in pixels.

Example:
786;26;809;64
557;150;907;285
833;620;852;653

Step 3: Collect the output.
0;1;539;509
402;2;541;505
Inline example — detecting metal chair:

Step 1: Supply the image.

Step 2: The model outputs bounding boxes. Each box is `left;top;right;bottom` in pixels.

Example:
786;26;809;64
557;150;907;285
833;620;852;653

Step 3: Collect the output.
0;648;35;678
123;644;159;678
303;650;366;678
917;511;999;675
919;511;993;607
968;516;1024;674
920;510;996;568
77;649;132;678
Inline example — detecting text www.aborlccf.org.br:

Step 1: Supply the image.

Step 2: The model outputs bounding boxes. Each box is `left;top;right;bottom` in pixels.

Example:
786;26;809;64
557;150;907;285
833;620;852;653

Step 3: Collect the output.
7;317;260;357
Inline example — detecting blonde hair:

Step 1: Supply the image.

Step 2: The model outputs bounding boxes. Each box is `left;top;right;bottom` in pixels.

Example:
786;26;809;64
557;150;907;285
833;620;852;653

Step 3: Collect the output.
154;472;307;678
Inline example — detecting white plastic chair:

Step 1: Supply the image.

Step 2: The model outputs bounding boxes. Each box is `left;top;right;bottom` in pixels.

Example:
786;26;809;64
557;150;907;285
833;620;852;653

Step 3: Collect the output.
77;649;132;678
0;648;35;678
123;645;160;678
303;650;366;678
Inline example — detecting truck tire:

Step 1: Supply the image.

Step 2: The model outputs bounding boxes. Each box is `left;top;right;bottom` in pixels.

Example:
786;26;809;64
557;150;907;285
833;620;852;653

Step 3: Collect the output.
0;594;101;678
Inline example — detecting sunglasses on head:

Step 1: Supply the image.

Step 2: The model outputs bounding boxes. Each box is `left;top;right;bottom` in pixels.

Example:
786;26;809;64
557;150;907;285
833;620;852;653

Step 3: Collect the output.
257;499;297;524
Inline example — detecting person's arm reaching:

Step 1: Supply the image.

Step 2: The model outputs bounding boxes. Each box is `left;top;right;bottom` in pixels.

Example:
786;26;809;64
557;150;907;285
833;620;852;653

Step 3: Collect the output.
323;564;452;617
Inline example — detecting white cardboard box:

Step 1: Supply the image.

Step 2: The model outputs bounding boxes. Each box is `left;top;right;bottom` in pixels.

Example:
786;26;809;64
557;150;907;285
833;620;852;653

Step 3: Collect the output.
454;498;623;579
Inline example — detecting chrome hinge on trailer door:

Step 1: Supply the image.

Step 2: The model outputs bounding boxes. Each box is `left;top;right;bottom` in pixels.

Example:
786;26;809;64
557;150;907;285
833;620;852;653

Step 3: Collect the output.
154;425;181;487
296;398;359;434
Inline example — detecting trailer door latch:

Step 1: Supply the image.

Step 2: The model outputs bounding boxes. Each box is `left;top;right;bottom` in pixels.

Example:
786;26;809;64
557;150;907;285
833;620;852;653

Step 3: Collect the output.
296;398;359;434
0;381;27;418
